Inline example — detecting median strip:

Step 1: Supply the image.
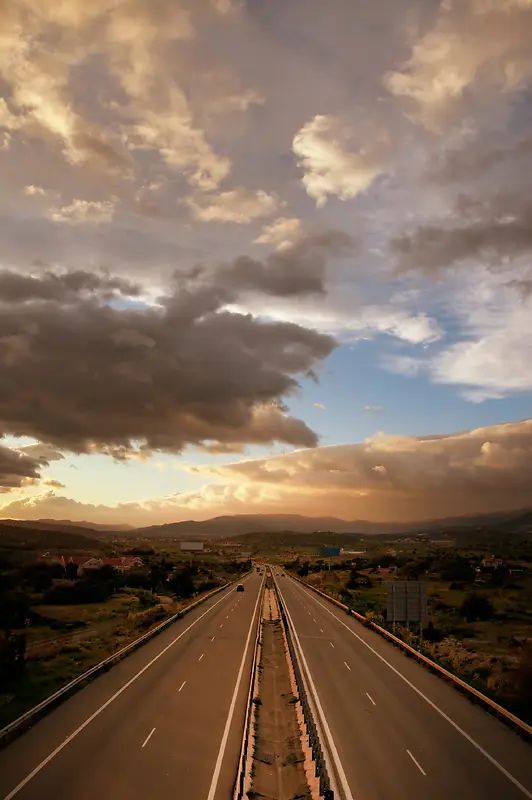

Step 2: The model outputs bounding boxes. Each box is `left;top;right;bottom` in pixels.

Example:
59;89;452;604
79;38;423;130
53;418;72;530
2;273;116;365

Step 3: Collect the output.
234;571;319;800
247;578;313;800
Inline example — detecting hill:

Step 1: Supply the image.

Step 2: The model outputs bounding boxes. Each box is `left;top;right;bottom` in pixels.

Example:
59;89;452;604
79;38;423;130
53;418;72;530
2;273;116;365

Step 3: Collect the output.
130;514;363;539
3;507;532;543
0;518;132;534
0;522;109;552
128;508;532;539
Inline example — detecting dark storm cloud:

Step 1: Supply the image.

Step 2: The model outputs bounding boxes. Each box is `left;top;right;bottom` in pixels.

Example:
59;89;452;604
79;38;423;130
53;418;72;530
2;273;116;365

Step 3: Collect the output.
0;442;48;492
222;231;353;297
0;260;336;455
391;195;532;274
0;269;141;303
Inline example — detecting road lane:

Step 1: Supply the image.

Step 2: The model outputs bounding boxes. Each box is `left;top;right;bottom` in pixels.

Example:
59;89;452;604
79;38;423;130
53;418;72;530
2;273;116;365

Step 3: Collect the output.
0;574;262;800
278;574;532;800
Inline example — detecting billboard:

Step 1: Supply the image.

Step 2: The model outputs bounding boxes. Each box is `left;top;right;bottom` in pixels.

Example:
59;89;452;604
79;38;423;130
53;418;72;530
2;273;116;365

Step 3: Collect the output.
180;541;204;553
319;547;341;558
386;581;427;623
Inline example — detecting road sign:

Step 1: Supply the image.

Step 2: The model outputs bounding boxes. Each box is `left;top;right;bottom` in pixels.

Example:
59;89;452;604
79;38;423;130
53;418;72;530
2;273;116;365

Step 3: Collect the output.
386;581;427;623
319;547;341;557
180;541;204;552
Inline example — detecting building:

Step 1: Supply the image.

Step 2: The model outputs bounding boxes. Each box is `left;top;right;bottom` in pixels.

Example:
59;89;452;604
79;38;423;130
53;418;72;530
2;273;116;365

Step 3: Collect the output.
481;557;505;569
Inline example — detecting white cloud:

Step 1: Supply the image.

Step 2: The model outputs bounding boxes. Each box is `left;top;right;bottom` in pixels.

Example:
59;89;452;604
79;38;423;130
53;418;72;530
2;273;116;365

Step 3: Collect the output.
254;217;302;250
187;417;532;520
186;188;279;223
293;114;390;207
23;185;47;197
48;199;117;224
128;89;230;191
381;268;532;401
430;289;532;401
383;355;424;376
385;0;532;130
233;287;444;346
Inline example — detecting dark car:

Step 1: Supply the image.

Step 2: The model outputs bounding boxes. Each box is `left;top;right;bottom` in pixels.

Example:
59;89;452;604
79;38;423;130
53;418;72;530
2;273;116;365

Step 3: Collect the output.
236;584;245;592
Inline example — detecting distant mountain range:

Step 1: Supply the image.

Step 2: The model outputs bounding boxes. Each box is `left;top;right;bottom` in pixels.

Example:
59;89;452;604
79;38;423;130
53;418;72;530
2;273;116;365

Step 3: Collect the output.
113;509;532;539
2;508;532;541
0;521;110;551
0;519;133;534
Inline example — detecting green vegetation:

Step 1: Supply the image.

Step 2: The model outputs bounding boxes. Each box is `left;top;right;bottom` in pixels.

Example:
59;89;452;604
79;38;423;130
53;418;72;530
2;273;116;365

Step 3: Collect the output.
0;531;250;729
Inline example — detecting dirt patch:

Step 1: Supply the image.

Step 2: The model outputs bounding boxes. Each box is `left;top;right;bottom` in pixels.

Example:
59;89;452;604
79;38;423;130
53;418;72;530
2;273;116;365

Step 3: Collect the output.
251;589;310;800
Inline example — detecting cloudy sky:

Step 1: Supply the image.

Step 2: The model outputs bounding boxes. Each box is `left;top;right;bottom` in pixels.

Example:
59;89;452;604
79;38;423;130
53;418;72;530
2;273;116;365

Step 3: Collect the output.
1;0;532;526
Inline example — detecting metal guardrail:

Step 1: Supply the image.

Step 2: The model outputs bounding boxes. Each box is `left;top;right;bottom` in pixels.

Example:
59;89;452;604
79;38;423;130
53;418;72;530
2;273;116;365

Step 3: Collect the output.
0;575;250;750
233;577;264;800
292;575;532;741
274;577;334;800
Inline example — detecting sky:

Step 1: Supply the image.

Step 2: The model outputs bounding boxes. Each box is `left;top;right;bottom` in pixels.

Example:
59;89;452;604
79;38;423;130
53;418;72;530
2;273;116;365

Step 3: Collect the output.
1;0;532;526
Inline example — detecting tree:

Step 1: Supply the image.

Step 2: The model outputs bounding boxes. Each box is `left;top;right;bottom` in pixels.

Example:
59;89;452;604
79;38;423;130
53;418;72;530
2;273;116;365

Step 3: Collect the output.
65;561;79;581
0;590;30;630
507;646;532;716
460;593;494;622
436;557;475;583
168;568;195;599
149;561;171;592
346;569;359;590
22;562;63;592
400;558;432;579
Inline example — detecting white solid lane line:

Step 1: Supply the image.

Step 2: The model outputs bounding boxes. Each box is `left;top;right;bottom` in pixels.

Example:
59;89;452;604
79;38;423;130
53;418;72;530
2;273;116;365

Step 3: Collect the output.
141;728;156;748
206;579;263;800
198;653;204;662
344;662;351;671
2;585;239;800
366;692;376;706
296;581;532;800
407;750;427;776
178;680;186;692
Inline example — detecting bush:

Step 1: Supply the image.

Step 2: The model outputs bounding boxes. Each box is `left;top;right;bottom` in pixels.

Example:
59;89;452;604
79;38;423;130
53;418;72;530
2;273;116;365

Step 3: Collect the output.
196;579;218;593
136;590;159;609
459;593;494;622
43;580;111;605
422;621;445;642
503;647;532;718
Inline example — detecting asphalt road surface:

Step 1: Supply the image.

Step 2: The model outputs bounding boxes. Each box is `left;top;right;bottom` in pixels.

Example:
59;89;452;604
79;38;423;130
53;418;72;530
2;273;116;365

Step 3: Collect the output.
276;573;532;800
0;573;263;800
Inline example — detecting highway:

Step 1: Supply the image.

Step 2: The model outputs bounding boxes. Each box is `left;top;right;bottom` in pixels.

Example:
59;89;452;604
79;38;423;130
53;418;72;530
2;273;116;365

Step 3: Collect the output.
0;573;263;800
276;573;532;800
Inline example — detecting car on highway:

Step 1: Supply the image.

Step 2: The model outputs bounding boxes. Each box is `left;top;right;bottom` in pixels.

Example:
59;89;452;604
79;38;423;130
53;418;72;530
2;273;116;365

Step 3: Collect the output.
236;584;245;592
